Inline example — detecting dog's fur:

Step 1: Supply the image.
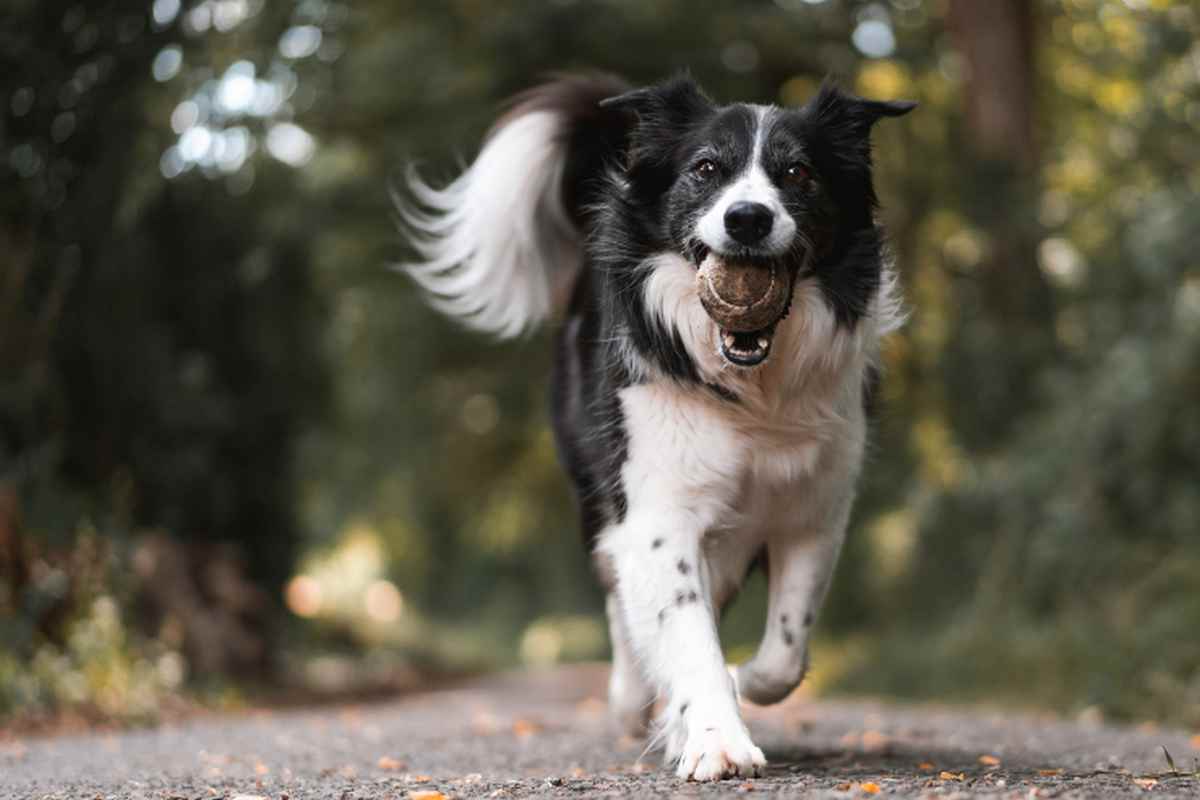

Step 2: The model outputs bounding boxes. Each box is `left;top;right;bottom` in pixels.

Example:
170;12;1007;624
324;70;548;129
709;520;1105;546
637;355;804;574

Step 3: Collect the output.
398;73;913;781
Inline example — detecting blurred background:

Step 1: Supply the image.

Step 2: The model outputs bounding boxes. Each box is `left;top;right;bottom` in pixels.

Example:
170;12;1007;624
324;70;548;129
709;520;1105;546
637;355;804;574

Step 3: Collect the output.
2;0;1198;733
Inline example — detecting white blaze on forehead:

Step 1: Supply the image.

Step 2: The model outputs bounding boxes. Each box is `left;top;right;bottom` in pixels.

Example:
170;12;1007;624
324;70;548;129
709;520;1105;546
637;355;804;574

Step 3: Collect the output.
696;105;797;256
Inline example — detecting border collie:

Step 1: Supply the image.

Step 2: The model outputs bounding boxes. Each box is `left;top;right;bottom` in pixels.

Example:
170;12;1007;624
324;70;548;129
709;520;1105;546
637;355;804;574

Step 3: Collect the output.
398;73;914;781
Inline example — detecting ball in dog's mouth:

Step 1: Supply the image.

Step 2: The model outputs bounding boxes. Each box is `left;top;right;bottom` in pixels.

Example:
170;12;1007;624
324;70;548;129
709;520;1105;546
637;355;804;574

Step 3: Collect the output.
697;254;793;367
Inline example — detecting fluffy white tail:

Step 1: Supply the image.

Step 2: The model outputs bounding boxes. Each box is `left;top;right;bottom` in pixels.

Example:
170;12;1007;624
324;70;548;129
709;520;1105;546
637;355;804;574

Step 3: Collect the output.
396;75;630;338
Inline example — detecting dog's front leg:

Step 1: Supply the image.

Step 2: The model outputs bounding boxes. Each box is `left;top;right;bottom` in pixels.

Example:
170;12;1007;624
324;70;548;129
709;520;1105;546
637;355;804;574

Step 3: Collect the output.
601;508;765;781
734;528;845;704
733;464;858;706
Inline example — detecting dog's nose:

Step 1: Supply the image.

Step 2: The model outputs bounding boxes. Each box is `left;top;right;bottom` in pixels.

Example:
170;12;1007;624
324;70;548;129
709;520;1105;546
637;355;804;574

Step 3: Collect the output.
724;201;774;245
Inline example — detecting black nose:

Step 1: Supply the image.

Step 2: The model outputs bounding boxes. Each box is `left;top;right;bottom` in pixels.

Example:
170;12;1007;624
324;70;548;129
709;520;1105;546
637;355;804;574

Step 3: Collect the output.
724;201;774;245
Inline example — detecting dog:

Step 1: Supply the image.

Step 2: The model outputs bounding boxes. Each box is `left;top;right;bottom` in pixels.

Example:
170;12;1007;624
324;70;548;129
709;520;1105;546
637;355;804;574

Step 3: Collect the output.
398;73;914;781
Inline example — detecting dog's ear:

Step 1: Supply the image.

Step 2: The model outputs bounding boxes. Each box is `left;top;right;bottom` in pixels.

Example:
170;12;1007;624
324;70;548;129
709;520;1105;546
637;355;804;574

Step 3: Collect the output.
811;81;916;137
599;74;713;122
600;74;714;172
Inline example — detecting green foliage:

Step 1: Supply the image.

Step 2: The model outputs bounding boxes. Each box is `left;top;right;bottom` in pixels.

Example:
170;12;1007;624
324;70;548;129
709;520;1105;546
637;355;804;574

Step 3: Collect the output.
858;2;1200;723
0;520;198;724
2;0;326;714
0;594;185;723
2;0;1198;727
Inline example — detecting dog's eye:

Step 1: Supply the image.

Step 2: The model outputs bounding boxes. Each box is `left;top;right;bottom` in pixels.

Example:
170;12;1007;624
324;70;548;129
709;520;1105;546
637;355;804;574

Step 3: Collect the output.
693;159;717;179
785;163;810;183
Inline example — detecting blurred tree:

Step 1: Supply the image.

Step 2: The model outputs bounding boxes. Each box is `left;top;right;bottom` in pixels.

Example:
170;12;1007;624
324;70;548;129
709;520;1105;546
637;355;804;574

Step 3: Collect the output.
853;0;1200;724
1;0;325;677
944;0;1057;447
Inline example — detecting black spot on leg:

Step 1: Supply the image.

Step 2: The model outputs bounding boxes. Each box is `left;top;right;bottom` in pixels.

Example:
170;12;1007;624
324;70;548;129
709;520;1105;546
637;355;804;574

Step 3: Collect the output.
780;613;789;625
687;590;698;603
782;629;795;646
676;559;690;575
803;611;814;627
658;607;668;625
679;702;689;717
651;538;663;550
675;590;686;606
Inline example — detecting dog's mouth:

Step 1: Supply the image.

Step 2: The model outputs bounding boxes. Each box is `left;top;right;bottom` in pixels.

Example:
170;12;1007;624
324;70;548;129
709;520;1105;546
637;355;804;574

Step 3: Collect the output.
696;253;794;368
719;326;774;367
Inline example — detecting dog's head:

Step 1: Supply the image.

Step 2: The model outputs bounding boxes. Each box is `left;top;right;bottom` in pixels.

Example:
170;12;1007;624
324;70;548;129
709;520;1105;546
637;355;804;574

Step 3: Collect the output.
602;76;914;367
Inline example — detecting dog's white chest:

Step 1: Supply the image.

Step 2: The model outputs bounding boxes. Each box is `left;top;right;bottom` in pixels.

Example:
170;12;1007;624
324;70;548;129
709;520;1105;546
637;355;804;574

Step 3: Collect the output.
619;381;842;521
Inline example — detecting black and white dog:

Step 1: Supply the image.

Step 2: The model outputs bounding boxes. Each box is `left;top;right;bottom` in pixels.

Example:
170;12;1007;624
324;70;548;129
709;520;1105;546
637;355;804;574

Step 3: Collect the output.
399;73;913;781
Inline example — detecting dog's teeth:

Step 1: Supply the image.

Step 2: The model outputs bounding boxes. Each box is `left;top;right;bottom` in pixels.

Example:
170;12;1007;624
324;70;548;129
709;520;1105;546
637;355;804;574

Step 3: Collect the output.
757;337;769;349
723;334;737;349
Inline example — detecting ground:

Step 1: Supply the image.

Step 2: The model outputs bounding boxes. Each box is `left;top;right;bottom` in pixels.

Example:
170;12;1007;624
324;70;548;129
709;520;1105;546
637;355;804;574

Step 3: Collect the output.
2;665;1197;799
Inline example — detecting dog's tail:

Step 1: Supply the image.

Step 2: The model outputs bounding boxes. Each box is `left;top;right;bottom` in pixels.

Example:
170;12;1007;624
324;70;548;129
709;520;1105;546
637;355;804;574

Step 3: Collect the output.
396;74;631;338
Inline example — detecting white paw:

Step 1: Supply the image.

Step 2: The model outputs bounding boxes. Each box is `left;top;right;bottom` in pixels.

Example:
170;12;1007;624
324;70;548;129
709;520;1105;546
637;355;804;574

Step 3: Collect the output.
662;716;687;765
674;720;766;781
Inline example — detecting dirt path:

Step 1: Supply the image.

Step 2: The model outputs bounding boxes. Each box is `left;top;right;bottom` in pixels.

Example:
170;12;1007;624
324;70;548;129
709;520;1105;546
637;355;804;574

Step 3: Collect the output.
3;665;1197;798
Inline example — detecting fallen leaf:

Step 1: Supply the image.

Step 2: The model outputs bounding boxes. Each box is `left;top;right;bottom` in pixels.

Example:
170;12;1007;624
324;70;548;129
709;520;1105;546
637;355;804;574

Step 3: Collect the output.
917;762;935;772
0;742;27;759
409;792;448;800
377;756;406;771
253;762;269;775
1191;734;1200;750
860;781;881;794
978;755;1001;766
861;731;891;752
1038;769;1063;777
512;719;541;738
410;775;432;783
1133;778;1158;790
1162;746;1178;773
575;697;606;715
471;712;499;735
938;771;964;781
570;767;587;778
834;782;852;791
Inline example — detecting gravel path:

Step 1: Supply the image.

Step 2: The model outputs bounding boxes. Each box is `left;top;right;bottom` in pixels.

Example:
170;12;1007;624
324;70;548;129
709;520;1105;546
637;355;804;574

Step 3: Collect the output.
3;664;1197;798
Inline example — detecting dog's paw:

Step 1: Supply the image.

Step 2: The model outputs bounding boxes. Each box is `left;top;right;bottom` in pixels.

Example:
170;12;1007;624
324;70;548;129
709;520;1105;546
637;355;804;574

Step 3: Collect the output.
661;716;687;765
674;720;766;781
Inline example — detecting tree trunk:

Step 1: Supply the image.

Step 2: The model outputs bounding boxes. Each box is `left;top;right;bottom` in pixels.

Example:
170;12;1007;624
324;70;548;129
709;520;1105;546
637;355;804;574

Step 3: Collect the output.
944;0;1056;450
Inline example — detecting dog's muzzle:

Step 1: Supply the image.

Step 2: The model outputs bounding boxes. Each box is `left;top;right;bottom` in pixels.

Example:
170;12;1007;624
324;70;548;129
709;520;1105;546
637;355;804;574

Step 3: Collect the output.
696;254;794;367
